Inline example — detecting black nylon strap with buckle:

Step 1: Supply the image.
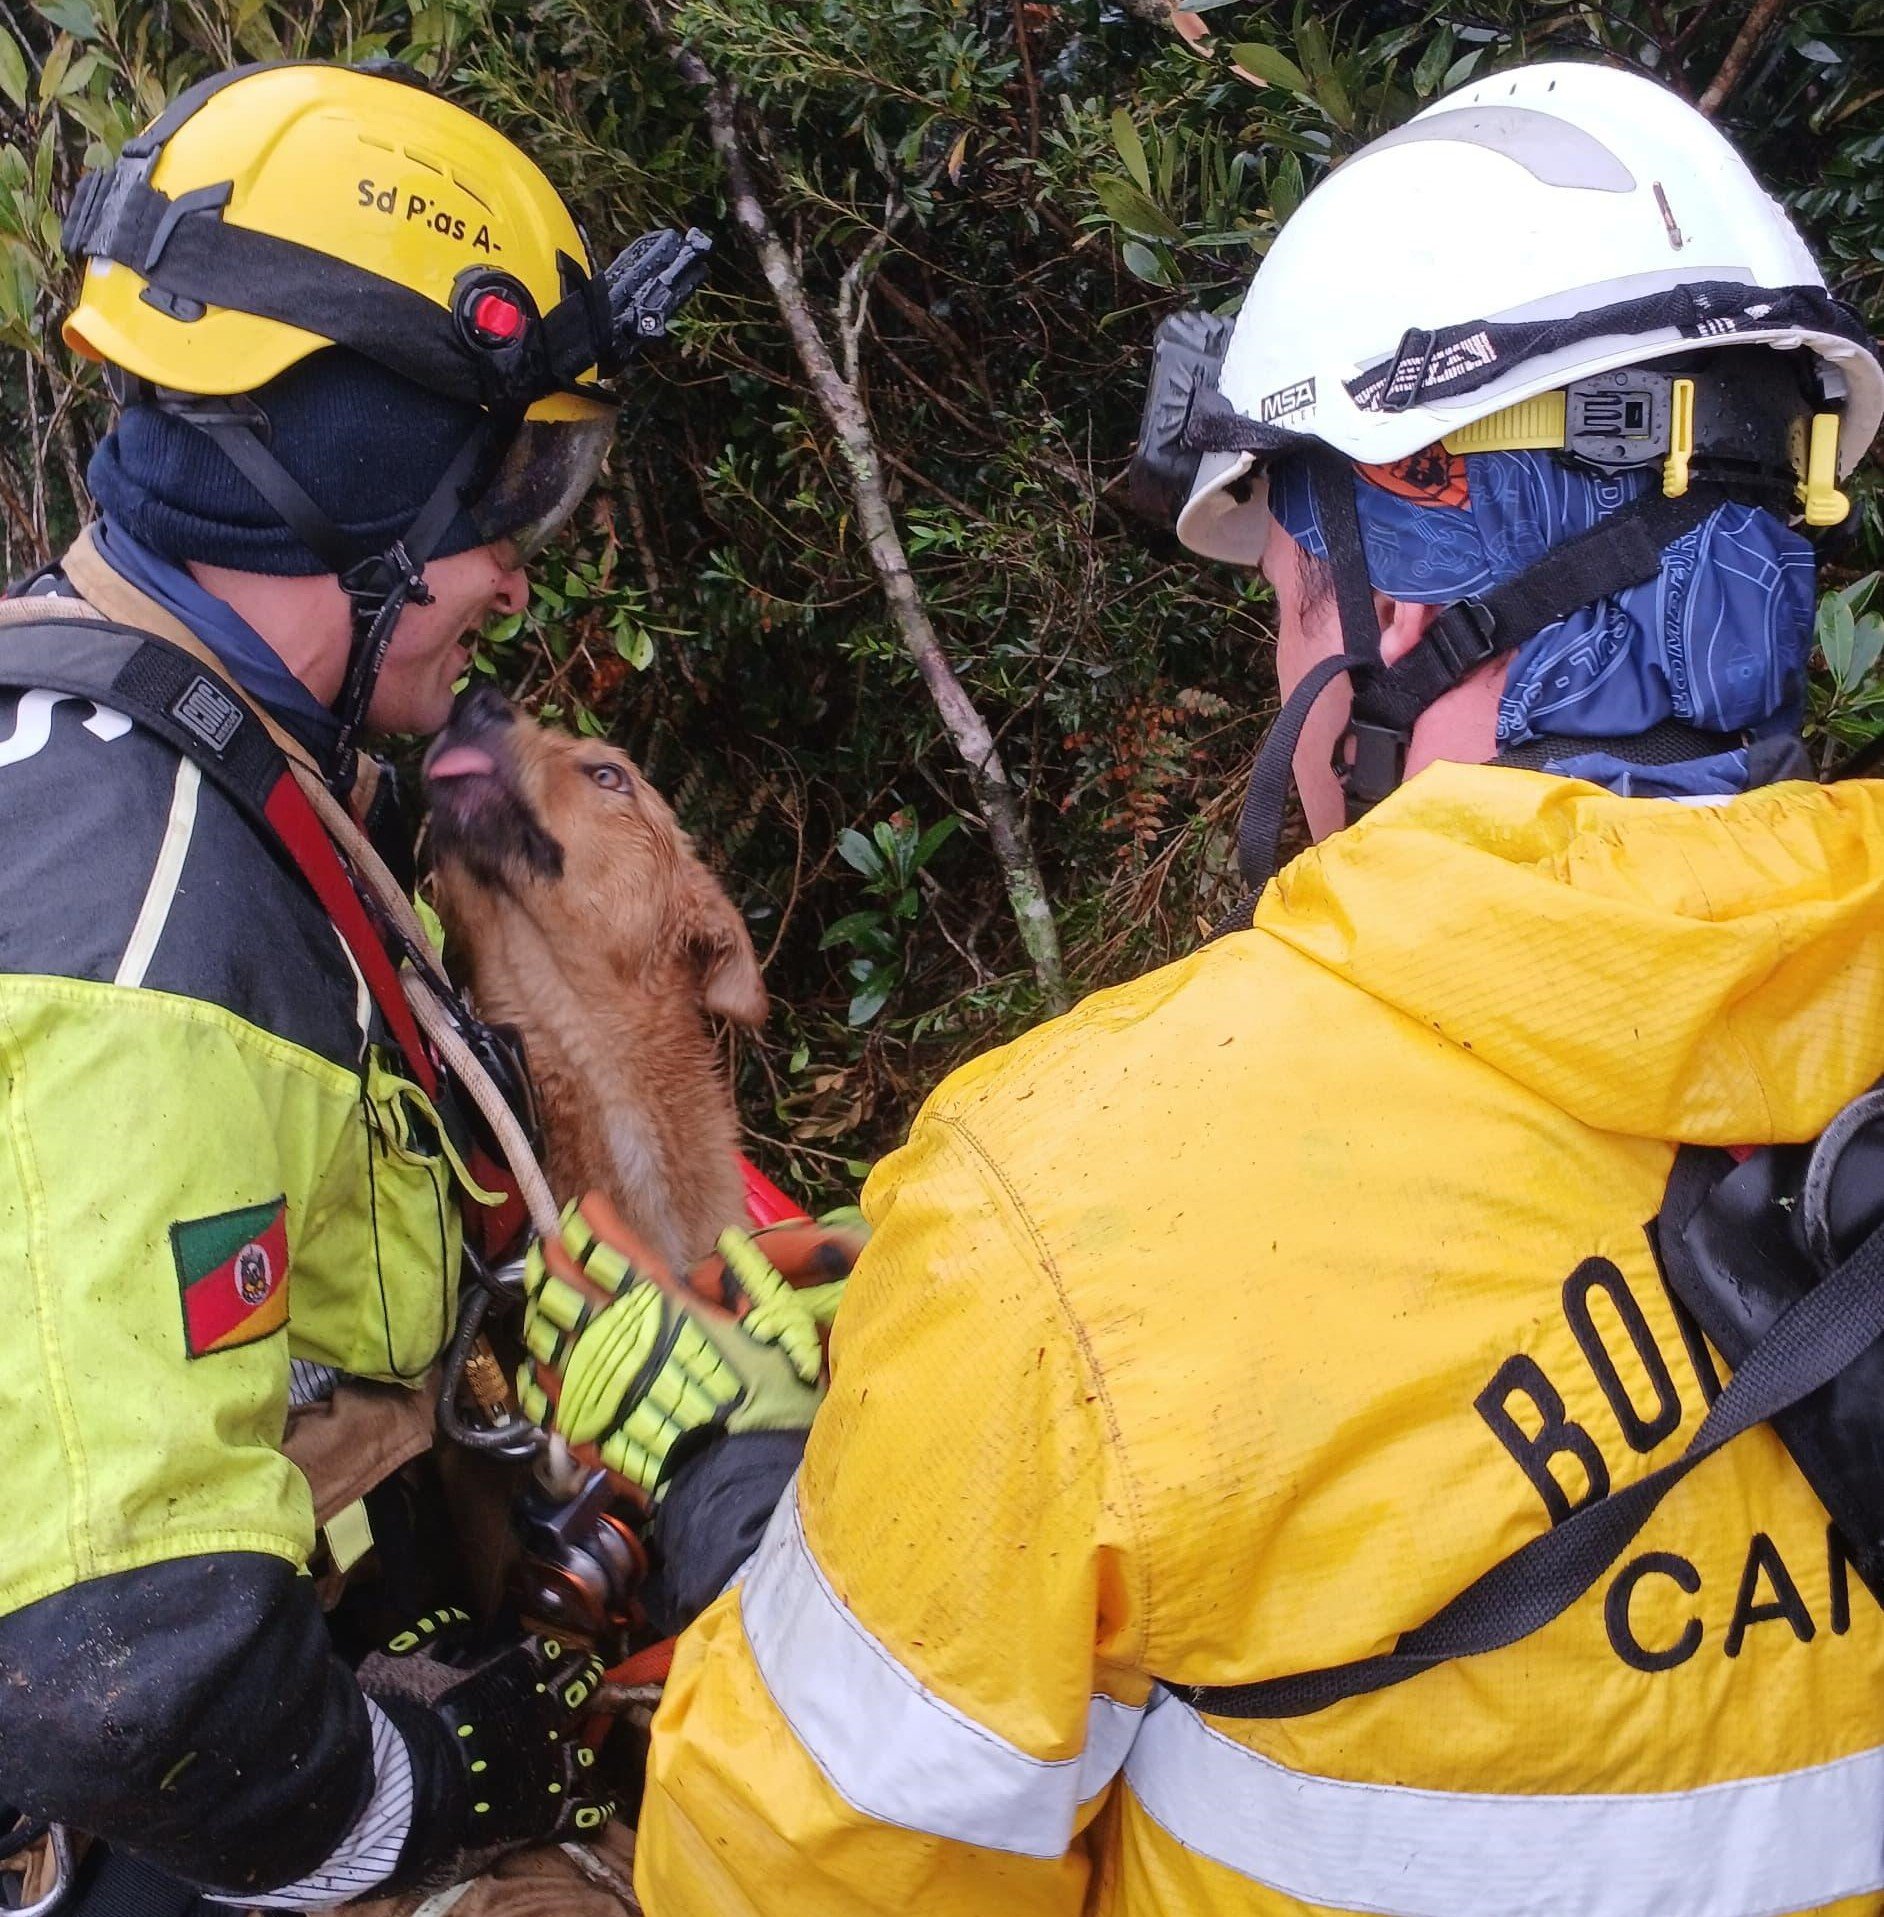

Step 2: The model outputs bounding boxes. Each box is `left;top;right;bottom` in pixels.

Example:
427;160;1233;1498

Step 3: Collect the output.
1341;487;1721;805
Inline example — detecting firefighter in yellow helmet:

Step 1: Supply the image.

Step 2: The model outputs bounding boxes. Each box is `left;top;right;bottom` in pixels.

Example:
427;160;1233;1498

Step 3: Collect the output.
516;61;1884;1917
0;60;703;1913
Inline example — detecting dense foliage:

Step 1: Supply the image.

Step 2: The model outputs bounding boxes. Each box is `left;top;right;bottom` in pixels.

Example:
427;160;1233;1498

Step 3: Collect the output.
2;0;1882;1200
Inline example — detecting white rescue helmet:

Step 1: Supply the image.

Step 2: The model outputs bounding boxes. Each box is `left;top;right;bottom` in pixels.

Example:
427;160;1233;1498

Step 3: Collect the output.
1174;60;1884;565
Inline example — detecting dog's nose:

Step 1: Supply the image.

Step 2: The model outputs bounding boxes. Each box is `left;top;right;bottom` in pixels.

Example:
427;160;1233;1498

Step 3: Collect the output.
449;684;516;734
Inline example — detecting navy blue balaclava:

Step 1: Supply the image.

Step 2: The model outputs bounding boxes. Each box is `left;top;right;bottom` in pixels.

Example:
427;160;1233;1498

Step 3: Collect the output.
1267;444;1815;798
88;346;490;576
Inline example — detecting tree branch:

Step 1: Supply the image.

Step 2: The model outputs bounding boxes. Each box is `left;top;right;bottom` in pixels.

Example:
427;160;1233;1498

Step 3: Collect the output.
1697;0;1788;116
640;0;1070;1012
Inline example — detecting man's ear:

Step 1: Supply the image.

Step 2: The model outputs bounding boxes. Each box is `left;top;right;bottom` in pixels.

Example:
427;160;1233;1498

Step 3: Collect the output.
679;864;768;1026
1376;592;1442;667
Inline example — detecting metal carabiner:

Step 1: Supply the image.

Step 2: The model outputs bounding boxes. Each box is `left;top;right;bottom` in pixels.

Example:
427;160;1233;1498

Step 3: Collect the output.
7;1823;73;1917
436;1247;546;1462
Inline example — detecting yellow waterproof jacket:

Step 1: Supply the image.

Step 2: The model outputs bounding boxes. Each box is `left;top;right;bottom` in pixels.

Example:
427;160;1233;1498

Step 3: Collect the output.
638;763;1884;1917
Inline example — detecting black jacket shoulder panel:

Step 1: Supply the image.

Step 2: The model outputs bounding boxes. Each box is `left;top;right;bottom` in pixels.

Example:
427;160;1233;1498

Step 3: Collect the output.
0;1554;373;1894
0;686;366;1071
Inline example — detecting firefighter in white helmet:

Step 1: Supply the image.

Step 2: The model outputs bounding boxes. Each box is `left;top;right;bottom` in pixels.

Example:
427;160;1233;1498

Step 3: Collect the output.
521;61;1884;1917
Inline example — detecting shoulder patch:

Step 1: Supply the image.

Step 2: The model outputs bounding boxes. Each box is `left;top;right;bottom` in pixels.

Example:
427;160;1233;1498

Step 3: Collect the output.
172;1197;290;1357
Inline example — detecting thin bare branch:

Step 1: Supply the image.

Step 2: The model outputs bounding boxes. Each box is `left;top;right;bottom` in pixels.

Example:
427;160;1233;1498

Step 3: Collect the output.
639;0;1069;1012
1697;0;1789;116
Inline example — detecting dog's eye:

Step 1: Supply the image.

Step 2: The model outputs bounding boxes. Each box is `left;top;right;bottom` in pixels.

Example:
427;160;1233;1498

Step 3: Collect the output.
585;763;632;792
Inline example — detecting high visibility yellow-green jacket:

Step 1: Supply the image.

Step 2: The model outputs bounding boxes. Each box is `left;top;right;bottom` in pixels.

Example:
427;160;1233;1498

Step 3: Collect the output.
0;551;470;1900
637;761;1884;1917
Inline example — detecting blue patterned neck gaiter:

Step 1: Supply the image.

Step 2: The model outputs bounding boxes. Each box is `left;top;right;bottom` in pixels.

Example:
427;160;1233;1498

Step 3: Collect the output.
1266;445;1815;798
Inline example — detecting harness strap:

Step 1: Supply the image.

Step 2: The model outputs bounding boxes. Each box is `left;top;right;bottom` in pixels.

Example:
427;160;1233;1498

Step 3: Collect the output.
1342;488;1722;809
1176;1174;1884;1720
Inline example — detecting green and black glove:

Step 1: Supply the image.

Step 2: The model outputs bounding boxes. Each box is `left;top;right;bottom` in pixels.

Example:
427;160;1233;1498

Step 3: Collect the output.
516;1193;866;1502
359;1606;614;1886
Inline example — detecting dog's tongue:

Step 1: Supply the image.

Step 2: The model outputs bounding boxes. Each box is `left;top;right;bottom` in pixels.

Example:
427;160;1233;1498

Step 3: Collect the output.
426;744;498;781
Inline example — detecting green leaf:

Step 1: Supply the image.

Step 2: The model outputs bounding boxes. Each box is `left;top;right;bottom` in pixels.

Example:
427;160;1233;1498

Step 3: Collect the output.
787;1044;809;1073
837;827;885;879
0;31;28;109
1269;151;1304;223
37;33;71;104
1820;586;1858;688
1413;27;1456;97
847;971;897;1026
819;910;884;951
55;49;97;97
1092;176;1183;244
1120;239;1171;286
1851;615;1884;693
912;815;960;868
1109;108;1150;192
1443;48;1484;89
33;0;95;40
613;621;654;670
1227;42;1308;92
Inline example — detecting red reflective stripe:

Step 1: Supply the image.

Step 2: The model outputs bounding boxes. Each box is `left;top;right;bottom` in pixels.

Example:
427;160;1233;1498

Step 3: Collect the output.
262;772;439;1096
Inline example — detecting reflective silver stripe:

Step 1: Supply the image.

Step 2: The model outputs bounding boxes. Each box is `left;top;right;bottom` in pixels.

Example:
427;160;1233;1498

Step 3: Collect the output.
114;756;199;988
1126;1690;1884;1917
740;1482;1142;1855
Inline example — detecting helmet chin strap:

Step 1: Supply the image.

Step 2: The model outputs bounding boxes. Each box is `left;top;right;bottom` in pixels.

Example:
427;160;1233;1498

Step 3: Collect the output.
174;399;492;796
1224;448;1724;920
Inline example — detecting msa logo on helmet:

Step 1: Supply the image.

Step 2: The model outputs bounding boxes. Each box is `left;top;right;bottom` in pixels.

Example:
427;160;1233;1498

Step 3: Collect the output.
356;178;502;255
1259;377;1316;424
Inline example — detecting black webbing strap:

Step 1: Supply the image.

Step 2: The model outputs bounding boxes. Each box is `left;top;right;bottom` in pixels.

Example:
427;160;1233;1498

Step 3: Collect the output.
1343;489;1721;805
1222;451;1380;899
0;617;284;827
1347;282;1870;415
1307;447;1382;671
1177;1203;1884;1719
1232;651;1357;897
65;173;486;402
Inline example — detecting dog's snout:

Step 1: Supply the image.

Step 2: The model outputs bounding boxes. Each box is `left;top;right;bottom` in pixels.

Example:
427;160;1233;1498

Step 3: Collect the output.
450;684;516;734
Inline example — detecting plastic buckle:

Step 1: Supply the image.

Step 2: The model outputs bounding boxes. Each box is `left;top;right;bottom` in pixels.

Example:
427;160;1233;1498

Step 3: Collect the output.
1427;596;1501;678
1564;368;1672;473
1800;412;1851;528
1663;377;1697;498
1379;327;1437;413
1334;719;1408;806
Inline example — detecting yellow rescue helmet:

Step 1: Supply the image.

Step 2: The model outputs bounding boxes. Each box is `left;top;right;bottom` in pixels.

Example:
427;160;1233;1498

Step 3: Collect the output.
64;63;596;404
60;60;709;776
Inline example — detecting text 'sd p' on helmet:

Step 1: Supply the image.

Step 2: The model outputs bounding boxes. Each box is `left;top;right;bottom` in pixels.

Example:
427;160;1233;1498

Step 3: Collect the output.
1173;60;1884;566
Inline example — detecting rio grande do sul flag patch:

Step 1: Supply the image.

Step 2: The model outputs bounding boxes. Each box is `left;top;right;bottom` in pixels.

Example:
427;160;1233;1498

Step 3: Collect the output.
171;1197;289;1358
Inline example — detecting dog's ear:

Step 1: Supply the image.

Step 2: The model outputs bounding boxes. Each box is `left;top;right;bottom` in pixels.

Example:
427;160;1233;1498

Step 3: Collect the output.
680;865;768;1026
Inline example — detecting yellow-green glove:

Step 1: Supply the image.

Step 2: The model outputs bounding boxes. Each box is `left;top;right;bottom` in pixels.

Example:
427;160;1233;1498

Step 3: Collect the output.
517;1193;833;1502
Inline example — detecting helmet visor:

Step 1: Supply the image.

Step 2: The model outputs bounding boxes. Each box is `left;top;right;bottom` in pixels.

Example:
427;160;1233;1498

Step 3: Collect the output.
470;408;616;562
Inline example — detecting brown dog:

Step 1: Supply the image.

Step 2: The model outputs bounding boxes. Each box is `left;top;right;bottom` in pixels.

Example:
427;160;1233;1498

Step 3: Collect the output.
424;686;766;1271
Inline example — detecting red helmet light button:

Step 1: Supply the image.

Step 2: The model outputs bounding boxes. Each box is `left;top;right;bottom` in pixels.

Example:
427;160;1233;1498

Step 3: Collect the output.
470;292;526;344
